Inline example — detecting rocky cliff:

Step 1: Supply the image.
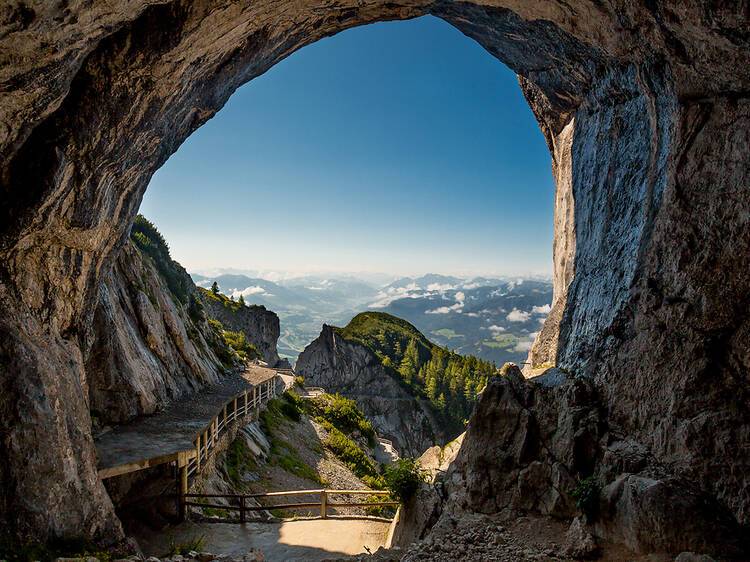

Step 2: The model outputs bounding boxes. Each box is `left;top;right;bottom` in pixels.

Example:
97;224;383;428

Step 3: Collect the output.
1;0;749;553
201;292;281;367
393;365;748;558
297;324;444;457
86;242;228;425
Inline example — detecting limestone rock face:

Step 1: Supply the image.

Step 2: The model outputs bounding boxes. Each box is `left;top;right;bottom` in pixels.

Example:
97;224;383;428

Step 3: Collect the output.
86;242;226;424
444;366;601;519
296;325;444;457
201;297;281;367
408;366;747;558
0;0;749;547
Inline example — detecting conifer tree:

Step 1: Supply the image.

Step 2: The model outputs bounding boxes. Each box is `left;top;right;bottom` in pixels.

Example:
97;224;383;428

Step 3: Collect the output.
211;281;219;295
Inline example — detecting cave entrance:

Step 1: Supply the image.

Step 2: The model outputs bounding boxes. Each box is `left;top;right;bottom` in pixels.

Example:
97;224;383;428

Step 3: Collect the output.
138;15;555;368
12;0;744;546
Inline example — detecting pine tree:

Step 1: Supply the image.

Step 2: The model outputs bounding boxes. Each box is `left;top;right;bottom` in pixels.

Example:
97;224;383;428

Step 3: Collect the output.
211;281;219;295
398;353;416;385
426;372;438;402
238;294;246;307
398;338;419;385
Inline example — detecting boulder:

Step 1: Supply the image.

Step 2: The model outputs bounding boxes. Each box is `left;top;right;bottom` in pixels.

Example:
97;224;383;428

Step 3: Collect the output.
563;517;599;560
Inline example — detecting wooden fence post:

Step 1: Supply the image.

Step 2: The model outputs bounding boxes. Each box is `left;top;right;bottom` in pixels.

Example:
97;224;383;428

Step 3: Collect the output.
177;452;189;522
320;490;327;519
196;434;201;471
240;496;246;524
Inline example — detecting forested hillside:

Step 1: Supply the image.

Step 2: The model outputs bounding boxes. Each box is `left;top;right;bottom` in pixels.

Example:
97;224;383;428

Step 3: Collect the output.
334;312;496;435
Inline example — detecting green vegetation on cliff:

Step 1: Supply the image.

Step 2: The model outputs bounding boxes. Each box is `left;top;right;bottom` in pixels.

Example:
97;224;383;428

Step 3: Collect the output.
336;312;496;435
130;214;193;304
199;286;245;312
207;318;261;366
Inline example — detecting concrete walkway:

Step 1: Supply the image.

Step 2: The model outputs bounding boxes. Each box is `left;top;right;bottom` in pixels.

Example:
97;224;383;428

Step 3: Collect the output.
95;364;279;478
137;519;391;561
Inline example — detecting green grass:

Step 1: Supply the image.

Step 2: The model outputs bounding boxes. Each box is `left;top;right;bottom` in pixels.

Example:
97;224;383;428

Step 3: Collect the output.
330;312;496;438
303;393;375;446
225;437;258;487
433;328;463;339
206;318;261;367
323;426;380;481
384;458;428;503
260;394;323;484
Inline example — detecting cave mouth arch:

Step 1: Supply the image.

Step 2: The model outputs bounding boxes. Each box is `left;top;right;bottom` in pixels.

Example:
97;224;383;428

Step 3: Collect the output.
1;0;749;546
141;15;555;289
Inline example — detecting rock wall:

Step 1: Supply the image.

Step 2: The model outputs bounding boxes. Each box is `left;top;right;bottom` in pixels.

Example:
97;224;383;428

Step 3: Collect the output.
0;0;748;547
296;325;444;457
86;242;226;424
202;297;281;367
398;366;748;558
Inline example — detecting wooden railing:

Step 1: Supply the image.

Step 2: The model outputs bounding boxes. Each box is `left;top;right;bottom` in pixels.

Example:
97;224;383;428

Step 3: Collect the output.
186;377;277;479
175;377;279;521
182;489;398;523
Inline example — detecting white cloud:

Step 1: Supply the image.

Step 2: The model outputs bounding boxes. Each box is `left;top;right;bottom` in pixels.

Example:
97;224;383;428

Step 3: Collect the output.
466;312;480;318
488;325;506;333
532;304;552;314
368;282;422;308
454;291;465;303
507;308;531;322
426;282;456;292
426;303;463;314
233;286;267;298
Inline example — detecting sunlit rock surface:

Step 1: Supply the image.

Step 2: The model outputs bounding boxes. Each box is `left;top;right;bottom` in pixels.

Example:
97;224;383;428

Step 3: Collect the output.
202;296;282;367
87;242;226;424
296;324;444;457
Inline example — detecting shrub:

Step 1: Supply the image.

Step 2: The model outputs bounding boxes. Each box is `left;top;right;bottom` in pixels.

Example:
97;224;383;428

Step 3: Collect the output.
384;458;427;503
221;329;261;362
322;394;376;445
571;476;600;520
363;493;396;518
323;427;378;479
294;375;305;388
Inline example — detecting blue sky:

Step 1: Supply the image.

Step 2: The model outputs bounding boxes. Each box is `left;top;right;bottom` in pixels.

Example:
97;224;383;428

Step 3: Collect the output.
141;15;554;278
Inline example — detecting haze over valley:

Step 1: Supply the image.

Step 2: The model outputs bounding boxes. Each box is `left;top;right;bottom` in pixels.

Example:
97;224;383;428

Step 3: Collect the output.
190;271;552;366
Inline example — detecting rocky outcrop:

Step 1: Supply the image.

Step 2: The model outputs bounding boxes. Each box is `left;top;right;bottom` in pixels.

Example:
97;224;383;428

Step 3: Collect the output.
1;0;749;548
86;242;226;424
201;296;281;367
296;325;444;457
397;365;748;558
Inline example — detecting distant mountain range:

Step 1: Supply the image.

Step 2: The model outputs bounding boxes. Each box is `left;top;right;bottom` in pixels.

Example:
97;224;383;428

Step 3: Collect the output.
190;272;553;366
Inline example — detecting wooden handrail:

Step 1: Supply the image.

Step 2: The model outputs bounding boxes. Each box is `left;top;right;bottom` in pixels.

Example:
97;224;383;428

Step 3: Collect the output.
183;489;391;499
182;488;398;522
184;376;279;489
